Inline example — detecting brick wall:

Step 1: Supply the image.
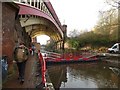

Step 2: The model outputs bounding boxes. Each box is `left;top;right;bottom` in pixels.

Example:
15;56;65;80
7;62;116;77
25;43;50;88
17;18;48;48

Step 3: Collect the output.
15;17;31;47
2;3;18;65
2;2;31;74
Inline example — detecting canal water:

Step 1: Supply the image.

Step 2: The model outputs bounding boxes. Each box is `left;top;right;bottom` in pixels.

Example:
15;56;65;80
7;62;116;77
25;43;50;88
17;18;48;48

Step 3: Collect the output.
47;61;120;89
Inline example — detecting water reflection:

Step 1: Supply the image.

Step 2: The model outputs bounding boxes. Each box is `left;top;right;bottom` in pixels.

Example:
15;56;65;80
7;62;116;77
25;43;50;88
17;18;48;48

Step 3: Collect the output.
47;62;120;89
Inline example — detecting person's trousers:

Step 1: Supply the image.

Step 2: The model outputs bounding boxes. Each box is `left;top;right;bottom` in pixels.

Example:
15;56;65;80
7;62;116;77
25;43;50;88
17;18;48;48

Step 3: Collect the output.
17;60;27;79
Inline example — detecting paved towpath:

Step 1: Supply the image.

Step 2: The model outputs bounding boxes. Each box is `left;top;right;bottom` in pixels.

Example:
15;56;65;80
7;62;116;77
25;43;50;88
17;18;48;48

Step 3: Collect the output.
2;55;42;89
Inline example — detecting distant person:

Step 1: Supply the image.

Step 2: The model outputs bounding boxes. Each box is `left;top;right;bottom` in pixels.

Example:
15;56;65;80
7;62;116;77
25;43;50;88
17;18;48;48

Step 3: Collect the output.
14;42;29;84
31;45;35;55
29;47;32;55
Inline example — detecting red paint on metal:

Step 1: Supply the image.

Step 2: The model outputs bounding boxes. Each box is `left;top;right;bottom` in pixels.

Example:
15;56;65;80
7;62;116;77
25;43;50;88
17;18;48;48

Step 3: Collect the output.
38;52;46;86
44;1;62;30
44;52;98;63
17;3;62;33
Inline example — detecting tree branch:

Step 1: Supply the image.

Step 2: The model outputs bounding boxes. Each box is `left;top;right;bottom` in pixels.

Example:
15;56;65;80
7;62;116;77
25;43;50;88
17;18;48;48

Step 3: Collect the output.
106;0;119;8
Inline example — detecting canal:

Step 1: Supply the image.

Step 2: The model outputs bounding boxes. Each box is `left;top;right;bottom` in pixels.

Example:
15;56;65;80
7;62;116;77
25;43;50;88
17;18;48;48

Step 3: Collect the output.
47;61;120;89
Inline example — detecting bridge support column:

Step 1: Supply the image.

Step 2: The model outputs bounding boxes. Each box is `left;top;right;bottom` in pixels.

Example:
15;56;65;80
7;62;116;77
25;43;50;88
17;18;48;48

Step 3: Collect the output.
62;40;65;51
60;42;62;49
62;24;67;51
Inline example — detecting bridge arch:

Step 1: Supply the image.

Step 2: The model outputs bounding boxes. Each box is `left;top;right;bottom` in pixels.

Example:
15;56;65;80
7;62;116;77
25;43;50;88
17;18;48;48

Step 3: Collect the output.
14;0;66;47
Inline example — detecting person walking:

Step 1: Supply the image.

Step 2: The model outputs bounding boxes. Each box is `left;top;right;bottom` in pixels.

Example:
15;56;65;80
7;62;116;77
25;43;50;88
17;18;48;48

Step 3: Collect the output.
31;44;35;56
13;42;29;84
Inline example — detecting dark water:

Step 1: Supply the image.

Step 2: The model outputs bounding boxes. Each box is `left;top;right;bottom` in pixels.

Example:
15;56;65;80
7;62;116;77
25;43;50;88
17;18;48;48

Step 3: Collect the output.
47;61;120;89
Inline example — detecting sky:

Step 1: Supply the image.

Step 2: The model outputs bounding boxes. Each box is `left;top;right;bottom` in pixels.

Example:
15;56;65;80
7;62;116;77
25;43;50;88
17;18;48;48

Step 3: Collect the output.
50;0;109;33
37;0;110;45
37;35;50;45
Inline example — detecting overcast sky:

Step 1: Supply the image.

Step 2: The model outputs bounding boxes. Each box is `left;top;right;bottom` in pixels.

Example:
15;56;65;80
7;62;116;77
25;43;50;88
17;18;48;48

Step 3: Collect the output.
50;0;110;33
37;0;111;44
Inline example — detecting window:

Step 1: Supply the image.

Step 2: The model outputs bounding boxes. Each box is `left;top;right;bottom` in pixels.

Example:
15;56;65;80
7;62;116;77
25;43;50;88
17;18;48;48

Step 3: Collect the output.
112;45;117;49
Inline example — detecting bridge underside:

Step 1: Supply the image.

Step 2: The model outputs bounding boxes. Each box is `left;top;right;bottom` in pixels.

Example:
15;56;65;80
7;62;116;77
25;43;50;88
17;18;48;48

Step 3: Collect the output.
20;16;63;42
16;2;66;50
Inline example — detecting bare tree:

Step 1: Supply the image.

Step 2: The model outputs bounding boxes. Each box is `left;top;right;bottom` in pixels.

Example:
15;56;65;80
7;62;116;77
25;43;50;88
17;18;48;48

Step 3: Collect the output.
106;0;120;8
68;29;80;38
106;0;120;42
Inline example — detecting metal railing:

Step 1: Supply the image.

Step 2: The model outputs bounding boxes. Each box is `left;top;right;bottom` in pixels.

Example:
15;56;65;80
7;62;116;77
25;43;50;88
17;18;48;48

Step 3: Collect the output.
38;51;47;88
41;50;62;61
14;0;53;19
41;50;99;62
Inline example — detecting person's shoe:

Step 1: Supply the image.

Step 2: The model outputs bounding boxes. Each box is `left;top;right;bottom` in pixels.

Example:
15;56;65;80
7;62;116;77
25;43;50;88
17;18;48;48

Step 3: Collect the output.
20;79;24;84
18;77;21;80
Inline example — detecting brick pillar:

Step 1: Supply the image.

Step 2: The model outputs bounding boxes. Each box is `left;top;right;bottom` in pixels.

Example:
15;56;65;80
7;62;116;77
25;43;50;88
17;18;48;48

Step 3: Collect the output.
2;2;19;75
62;25;67;51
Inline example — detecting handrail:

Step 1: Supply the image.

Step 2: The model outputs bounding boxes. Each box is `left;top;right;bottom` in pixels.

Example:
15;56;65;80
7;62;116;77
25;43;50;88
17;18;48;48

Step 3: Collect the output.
38;51;47;88
41;50;62;59
42;50;61;55
42;50;99;62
